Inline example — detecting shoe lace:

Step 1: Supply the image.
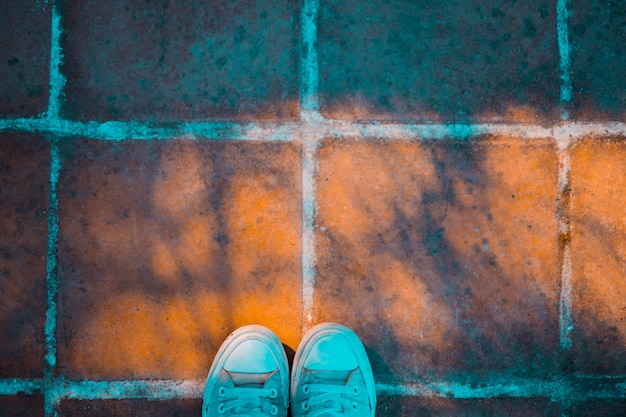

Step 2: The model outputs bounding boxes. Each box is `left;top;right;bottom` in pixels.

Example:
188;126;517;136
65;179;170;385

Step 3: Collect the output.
217;386;279;417
300;383;359;417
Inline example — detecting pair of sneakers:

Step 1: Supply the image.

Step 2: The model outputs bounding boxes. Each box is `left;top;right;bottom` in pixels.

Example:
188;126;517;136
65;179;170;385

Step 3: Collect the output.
202;322;376;417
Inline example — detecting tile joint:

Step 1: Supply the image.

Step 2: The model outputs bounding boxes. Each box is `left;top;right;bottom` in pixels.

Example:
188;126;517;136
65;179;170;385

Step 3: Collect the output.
557;0;573;120
3;376;626;402
2;119;626;142
300;0;321;331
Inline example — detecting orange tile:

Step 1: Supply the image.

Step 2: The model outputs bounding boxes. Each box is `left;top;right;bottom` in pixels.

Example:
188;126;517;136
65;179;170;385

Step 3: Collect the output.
571;138;626;373
0;134;49;378
58;139;301;379
315;138;559;380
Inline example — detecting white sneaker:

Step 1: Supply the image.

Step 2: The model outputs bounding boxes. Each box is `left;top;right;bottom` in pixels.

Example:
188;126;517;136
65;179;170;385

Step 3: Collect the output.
203;325;289;417
291;323;376;417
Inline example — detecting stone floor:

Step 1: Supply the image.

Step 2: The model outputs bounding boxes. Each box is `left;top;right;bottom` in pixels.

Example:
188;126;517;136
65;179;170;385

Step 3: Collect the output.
1;1;625;416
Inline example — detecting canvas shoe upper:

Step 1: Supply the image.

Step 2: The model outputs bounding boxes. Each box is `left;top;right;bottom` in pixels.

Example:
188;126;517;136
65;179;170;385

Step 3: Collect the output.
203;325;289;417
291;323;376;417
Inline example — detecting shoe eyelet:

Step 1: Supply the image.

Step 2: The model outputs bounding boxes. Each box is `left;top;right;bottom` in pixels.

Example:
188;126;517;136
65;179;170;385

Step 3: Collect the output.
301;400;309;411
352;386;359;396
218;403;226;414
270;405;278;415
218;386;227;397
351;402;357;411
269;387;278;399
302;384;310;394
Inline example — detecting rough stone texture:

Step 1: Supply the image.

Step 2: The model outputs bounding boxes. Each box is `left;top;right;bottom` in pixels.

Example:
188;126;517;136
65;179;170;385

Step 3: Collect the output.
57;139;302;379
0;395;44;417
315;138;559;381
58;399;201;417
570;1;626;120
0;1;51;117
376;396;559;416
62;0;300;121
570;138;626;374
0;134;49;378
318;0;560;123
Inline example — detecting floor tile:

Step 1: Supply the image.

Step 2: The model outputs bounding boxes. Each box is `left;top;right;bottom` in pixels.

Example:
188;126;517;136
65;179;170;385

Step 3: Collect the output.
0;1;51;117
570;1;626;120
318;0;559;122
567;400;626;417
570;138;626;373
62;0;300;121
0;395;44;417
0;134;49;378
315;138;560;380
57;139;302;379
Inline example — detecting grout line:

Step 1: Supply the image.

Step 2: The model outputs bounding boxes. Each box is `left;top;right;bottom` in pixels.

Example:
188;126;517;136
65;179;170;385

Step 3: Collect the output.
3;118;626;141
3;377;626;402
0;379;42;396
44;139;62;416
377;376;626;403
0;118;301;141
46;0;66;121
557;145;573;351
301;138;318;329
58;379;205;400
556;125;575;413
299;0;321;331
300;0;320;113
376;380;564;399
559;245;574;350
44;2;65;414
557;0;573;120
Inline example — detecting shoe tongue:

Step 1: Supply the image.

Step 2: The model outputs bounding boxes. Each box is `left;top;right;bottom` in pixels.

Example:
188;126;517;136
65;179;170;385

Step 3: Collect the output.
307;368;354;385
227;370;274;387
